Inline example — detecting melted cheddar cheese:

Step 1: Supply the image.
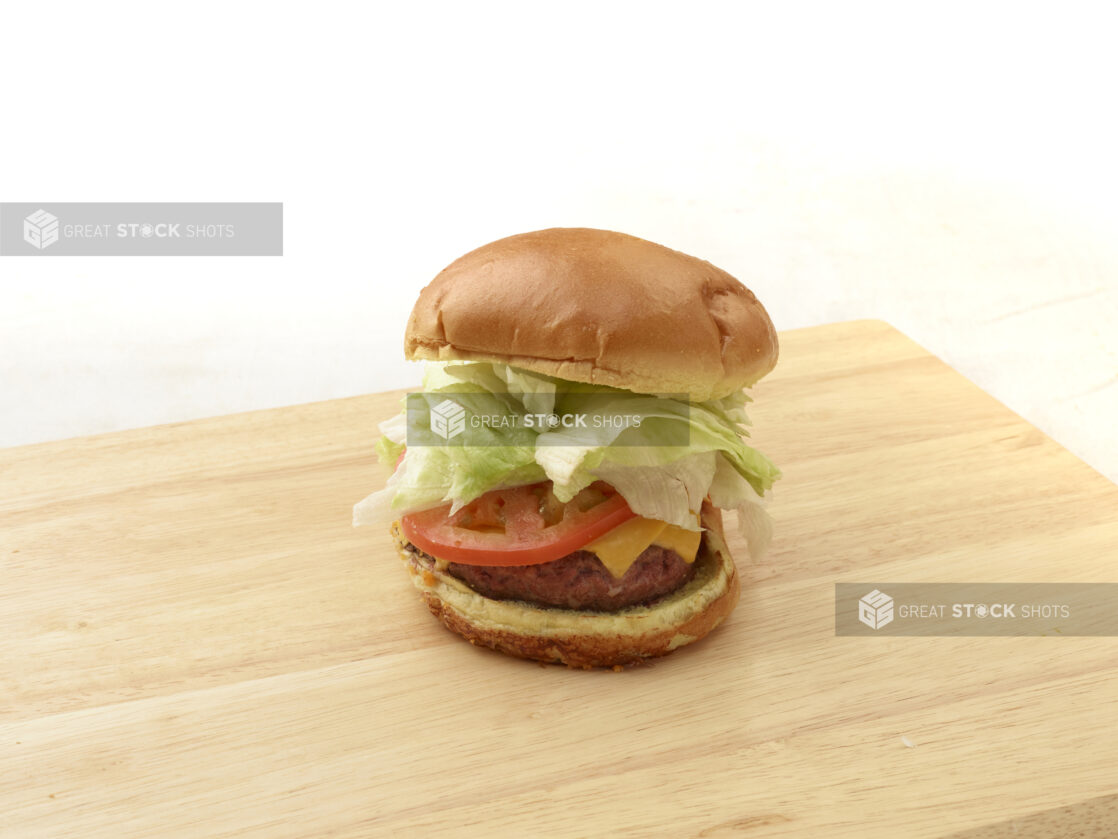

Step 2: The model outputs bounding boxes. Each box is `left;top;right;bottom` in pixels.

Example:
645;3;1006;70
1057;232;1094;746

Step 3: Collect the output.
584;516;703;579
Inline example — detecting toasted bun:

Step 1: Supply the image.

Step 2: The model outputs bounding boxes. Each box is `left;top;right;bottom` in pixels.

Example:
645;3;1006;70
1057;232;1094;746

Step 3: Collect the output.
391;505;740;668
405;228;777;401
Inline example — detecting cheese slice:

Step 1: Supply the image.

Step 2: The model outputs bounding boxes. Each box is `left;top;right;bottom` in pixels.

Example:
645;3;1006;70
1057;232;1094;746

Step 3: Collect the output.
584;517;668;578
652;523;703;563
584;516;703;579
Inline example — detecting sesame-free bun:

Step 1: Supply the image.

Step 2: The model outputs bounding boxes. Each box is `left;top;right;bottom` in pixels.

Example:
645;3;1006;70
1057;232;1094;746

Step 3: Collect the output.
391;505;741;669
405;228;777;401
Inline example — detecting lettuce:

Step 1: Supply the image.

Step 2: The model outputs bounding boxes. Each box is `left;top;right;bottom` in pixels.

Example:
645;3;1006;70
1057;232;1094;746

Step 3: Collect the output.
353;361;780;555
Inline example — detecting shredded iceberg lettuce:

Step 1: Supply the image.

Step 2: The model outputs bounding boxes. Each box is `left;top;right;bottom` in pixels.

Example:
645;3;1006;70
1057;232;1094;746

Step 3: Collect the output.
353;361;781;556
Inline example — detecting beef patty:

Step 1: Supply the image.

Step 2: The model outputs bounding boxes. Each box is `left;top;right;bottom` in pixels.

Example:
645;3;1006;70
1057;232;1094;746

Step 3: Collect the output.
406;542;699;611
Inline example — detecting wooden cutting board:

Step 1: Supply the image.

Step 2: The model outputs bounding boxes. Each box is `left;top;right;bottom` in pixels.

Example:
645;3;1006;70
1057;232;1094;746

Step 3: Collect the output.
3;319;1118;839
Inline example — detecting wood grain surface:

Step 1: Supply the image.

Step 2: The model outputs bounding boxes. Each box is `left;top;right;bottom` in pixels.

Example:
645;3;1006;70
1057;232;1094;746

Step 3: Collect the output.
2;319;1117;838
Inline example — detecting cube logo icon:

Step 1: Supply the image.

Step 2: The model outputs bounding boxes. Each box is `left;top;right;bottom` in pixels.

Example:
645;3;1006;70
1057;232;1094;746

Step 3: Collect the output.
430;398;466;440
858;589;894;630
24;209;60;250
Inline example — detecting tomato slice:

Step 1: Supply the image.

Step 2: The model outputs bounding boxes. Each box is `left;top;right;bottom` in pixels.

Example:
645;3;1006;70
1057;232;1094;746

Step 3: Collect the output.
400;481;636;566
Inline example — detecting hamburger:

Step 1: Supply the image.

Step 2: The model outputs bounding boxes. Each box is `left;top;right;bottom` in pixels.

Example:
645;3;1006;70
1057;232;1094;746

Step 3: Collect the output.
354;228;780;668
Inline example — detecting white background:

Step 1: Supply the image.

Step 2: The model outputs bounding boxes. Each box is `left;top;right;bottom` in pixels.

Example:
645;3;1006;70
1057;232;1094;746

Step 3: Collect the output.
2;2;1116;483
